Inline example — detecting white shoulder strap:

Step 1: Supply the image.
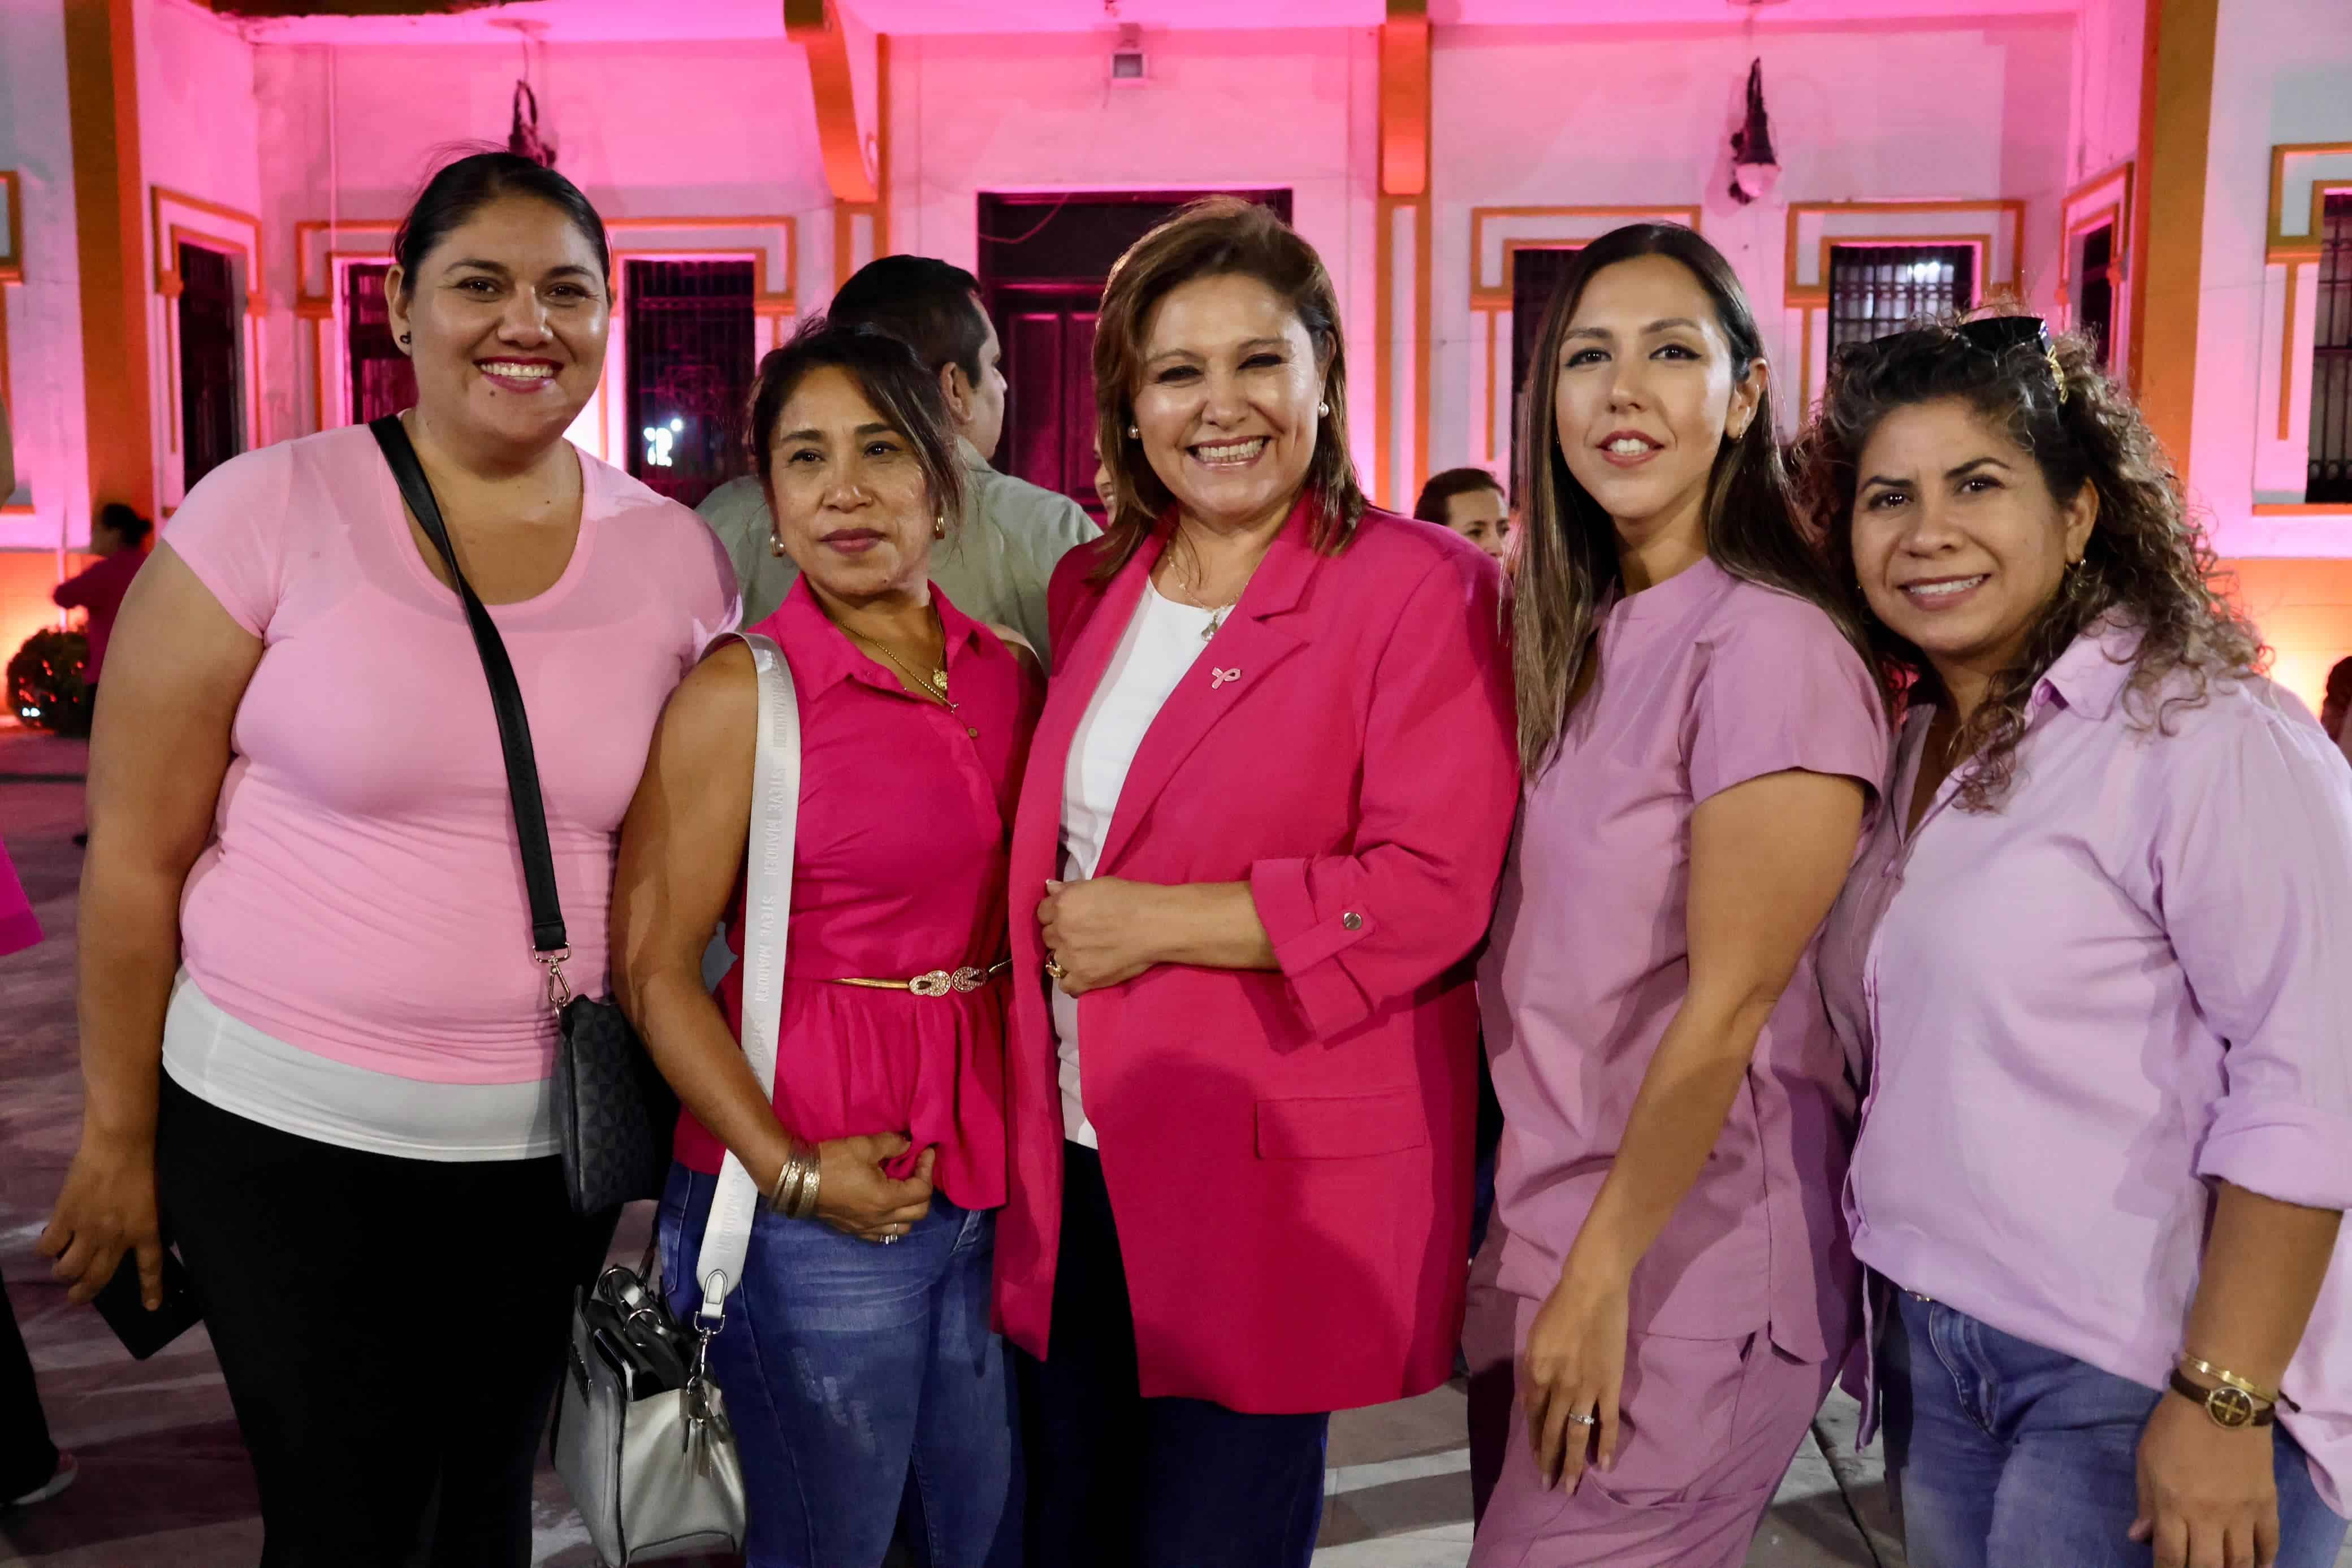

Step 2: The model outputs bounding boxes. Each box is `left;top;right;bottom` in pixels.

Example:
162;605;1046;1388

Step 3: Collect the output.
694;631;800;1326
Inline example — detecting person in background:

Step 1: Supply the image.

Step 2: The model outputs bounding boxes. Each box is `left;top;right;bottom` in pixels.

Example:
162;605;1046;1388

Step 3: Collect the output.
1414;466;1514;564
1092;431;1118;521
1467;223;1887;1567
34;151;737;1566
55;504;153;847
2323;656;2352;767
699;255;1098;662
1;829;73;1513
1001;196;1519;1567
1810;318;2352;1568
53;504;152;694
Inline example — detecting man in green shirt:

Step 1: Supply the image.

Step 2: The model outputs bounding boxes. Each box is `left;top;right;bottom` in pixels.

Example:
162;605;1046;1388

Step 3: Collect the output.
698;255;1099;664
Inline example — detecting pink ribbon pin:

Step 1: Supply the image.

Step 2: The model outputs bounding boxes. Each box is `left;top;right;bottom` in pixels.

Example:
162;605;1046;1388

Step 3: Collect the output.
1210;668;1242;690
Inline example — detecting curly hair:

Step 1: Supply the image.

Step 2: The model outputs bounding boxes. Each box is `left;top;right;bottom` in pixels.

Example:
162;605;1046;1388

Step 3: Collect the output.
1797;318;2264;811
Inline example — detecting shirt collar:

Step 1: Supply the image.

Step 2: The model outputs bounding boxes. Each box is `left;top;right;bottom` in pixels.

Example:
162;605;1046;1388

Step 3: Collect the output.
775;574;989;700
2033;617;2142;720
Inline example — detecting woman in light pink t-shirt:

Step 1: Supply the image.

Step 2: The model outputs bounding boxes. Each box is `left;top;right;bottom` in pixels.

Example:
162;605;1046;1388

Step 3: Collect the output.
37;154;736;1567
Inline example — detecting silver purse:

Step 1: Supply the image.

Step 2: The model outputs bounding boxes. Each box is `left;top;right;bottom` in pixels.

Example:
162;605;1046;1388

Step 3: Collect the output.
550;632;802;1565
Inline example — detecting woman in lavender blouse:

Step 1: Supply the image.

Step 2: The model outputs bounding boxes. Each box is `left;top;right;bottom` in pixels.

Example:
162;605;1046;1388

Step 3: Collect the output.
1809;319;2352;1568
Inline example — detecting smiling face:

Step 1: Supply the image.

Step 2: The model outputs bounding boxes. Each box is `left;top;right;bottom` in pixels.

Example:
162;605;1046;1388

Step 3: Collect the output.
1848;396;2096;687
765;364;937;607
1130;272;1328;534
1443;486;1512;560
1551;253;1762;547
385;193;607;454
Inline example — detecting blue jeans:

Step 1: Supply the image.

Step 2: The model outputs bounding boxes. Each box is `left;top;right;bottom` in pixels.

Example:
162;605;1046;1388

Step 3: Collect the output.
1883;1293;2350;1568
657;1163;1017;1568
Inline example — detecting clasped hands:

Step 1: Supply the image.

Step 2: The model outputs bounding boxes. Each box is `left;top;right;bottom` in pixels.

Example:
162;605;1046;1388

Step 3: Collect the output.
1038;876;1163;997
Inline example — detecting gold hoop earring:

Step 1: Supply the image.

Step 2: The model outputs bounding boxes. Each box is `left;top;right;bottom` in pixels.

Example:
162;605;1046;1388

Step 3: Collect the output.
933;515;947;540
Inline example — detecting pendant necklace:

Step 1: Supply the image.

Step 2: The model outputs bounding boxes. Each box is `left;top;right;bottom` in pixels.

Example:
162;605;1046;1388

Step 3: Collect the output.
848;613;957;712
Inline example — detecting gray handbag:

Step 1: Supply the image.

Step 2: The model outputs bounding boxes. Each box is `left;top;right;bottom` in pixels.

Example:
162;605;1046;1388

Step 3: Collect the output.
551;631;802;1565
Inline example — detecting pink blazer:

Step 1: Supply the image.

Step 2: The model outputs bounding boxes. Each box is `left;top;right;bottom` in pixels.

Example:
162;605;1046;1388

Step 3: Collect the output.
996;497;1520;1414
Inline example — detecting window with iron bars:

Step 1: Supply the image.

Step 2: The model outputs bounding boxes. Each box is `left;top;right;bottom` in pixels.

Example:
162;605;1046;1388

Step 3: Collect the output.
2310;193;2352;505
625;260;756;510
1828;244;1978;352
344;262;417;427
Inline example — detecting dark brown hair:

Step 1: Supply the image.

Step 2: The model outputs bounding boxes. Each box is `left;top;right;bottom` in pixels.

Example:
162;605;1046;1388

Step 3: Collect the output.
746;318;967;535
1414;466;1507;525
1091;196;1365;581
828;255;990;383
1511;222;1873;773
392;149;609;300
1798;316;2264;811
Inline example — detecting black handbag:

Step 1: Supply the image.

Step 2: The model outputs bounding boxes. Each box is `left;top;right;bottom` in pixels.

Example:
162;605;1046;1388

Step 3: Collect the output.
369;416;677;1215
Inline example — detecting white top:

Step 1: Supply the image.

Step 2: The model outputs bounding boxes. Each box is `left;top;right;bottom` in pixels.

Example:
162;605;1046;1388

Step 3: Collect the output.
162;972;558;1162
1053;583;1222;1146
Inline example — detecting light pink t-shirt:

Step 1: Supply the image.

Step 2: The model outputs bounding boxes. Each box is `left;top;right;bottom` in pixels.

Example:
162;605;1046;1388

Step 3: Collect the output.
165;425;739;1084
1480;557;1888;1362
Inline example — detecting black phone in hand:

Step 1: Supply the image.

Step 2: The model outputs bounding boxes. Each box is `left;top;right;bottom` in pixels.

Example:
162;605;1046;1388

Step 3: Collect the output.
91;1246;202;1360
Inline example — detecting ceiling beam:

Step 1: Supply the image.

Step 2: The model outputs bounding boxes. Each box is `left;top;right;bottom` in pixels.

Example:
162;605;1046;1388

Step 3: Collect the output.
786;0;879;207
1379;0;1429;199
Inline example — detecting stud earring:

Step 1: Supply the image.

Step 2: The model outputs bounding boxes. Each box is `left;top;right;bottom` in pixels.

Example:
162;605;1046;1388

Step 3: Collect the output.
1317;401;1330;418
1127;425;1140;440
398;332;412;347
769;532;786;558
934;515;947;540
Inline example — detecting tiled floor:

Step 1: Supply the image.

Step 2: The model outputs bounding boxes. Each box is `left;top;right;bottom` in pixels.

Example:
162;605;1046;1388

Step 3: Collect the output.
0;725;1881;1565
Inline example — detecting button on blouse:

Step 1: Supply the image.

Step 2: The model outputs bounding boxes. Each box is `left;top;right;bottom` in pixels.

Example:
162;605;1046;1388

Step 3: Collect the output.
672;578;1042;1211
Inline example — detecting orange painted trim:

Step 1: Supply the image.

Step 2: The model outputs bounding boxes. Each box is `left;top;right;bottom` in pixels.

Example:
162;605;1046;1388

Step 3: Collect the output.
1413;188;1431;504
1375;196;1397;508
2131;0;2220;477
1800;305;1815;415
64;0;155;518
2250;504;2352;515
1482;310;1498;463
151;186;264;298
1378;16;1430;200
0;171;21;283
1469;205;1701;307
2265;142;2352;261
1783;201;2026;307
2280;265;2300;443
790;1;878;206
2059;159;2135;287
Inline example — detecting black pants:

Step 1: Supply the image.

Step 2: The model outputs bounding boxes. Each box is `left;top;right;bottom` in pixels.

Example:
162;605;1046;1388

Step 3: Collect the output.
157;1075;615;1568
1015;1143;1328;1568
0;1258;59;1500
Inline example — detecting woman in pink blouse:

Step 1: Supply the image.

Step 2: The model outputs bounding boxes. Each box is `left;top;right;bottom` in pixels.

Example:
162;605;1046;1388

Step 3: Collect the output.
614;320;1039;1566
1466;224;1888;1566
1809;319;2352;1568
35;153;738;1565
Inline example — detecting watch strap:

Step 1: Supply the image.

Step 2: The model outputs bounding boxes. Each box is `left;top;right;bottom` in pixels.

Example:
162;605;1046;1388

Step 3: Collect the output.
2170;1367;2276;1428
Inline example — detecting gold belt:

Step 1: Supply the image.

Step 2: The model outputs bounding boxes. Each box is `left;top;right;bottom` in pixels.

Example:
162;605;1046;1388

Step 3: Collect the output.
828;960;1010;998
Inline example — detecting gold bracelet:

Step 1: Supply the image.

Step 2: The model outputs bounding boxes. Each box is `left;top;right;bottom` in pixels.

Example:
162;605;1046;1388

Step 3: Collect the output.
2179;1354;2299;1413
789;1141;822;1221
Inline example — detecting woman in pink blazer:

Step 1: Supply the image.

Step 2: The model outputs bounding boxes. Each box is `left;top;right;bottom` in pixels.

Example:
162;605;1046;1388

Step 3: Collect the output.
997;197;1519;1566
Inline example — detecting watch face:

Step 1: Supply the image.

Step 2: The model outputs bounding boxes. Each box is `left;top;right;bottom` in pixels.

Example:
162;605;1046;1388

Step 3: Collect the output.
2208;1386;2257;1428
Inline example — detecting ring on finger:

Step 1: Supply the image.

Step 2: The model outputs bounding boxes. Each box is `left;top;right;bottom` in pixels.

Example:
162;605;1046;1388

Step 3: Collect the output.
1043;953;1066;980
1564;1409;1598;1427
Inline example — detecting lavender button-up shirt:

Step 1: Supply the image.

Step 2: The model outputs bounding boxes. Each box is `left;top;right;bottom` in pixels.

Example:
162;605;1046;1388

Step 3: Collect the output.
1820;623;2352;1508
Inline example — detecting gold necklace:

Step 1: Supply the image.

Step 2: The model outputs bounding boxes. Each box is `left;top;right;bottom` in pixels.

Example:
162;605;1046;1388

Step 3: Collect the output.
846;613;956;711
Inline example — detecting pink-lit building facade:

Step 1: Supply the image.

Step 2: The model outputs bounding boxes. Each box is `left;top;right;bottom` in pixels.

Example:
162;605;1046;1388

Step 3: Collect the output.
2;0;2348;705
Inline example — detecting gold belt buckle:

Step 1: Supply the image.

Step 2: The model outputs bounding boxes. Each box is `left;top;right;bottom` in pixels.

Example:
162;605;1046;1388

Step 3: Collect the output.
949;966;988;993
909;970;954;998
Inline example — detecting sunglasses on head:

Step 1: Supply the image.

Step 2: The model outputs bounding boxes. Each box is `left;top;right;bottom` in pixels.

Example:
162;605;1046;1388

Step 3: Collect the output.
1843;314;2070;404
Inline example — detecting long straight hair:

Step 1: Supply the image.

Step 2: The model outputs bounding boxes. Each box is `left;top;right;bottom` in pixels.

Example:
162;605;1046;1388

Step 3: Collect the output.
1510;223;1873;773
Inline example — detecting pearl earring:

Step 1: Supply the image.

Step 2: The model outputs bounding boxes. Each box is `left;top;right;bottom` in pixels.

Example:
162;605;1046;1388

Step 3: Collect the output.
1317;401;1330;418
1127;425;1140;440
769;532;786;557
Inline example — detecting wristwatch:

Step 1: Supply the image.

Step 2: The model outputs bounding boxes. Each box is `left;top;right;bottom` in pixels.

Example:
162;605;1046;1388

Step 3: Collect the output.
2169;1368;2276;1428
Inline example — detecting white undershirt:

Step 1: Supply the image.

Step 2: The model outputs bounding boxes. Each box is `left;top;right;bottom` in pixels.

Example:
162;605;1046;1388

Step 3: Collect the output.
162;972;558;1161
1053;583;1222;1147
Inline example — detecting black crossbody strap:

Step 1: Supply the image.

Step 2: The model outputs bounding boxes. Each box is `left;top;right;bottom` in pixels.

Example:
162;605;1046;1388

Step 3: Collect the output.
368;416;572;980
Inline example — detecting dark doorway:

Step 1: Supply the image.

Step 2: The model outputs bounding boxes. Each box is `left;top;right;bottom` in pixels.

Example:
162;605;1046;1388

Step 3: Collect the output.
624;259;756;509
2073;224;2116;370
178;242;244;492
1509;247;1582;479
2311;193;2352;505
976;189;1293;515
345;262;417;426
